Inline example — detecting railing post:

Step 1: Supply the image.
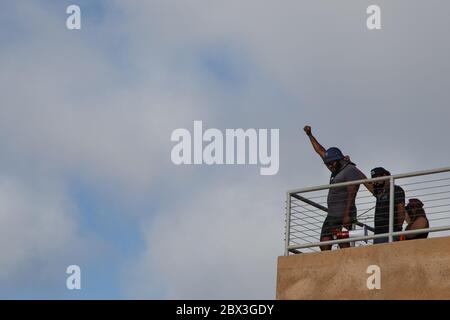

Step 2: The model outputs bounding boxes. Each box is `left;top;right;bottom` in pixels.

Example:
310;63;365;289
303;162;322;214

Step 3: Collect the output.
389;176;395;243
285;192;291;256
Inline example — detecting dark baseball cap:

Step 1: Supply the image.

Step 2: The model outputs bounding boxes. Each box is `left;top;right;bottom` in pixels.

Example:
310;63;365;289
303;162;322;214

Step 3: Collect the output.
323;147;344;164
371;167;391;178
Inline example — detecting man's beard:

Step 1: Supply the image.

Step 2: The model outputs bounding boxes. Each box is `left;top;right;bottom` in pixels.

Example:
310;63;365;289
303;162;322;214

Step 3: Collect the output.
373;183;385;195
331;160;343;174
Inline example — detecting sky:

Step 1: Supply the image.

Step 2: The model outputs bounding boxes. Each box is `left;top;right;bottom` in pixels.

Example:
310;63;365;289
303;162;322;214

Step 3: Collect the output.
0;0;449;299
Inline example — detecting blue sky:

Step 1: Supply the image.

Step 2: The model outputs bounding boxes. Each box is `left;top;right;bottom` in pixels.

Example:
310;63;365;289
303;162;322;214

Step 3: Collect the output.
1;0;450;299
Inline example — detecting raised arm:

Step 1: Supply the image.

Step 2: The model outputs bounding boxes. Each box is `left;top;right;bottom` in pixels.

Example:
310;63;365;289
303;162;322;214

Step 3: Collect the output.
356;168;374;195
303;126;326;160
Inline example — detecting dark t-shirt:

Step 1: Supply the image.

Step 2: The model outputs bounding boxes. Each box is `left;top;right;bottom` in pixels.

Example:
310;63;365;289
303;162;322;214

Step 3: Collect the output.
374;185;405;234
327;163;362;218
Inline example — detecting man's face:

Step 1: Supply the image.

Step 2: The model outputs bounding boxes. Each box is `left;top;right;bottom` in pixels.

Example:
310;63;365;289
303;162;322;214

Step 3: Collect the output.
373;174;388;194
326;160;339;173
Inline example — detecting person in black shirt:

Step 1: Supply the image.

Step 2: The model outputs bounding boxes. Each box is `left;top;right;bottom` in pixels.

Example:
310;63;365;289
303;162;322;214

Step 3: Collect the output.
370;167;406;244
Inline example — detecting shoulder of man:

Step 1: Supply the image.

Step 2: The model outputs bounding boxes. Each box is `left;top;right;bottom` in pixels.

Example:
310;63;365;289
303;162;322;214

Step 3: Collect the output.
341;163;363;181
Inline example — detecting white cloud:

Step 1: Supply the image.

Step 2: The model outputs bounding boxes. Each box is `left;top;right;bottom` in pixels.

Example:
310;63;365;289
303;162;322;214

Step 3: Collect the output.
1;0;450;298
0;0;220;295
0;176;83;289
124;176;285;299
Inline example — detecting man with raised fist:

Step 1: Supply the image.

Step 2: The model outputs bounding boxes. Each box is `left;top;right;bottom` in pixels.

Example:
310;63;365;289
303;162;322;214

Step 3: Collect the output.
303;125;367;251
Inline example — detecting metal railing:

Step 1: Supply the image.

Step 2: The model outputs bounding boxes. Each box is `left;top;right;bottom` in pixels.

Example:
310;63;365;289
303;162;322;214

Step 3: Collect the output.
284;166;450;255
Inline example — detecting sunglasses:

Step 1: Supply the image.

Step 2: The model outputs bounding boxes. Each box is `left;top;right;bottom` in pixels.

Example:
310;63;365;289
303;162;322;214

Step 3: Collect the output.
326;161;337;168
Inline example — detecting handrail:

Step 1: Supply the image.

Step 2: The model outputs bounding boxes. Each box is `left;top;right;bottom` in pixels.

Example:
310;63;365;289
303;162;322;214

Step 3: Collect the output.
285;166;450;255
287;166;450;194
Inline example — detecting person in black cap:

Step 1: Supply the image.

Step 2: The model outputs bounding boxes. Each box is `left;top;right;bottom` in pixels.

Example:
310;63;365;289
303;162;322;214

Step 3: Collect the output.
370;167;406;244
304;125;366;250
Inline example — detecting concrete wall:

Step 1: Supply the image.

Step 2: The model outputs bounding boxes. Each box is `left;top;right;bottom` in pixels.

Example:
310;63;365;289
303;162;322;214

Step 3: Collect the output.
276;236;450;299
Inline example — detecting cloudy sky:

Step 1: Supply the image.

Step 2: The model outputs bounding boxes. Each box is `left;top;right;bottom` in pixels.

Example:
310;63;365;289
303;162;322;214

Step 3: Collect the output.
0;0;449;299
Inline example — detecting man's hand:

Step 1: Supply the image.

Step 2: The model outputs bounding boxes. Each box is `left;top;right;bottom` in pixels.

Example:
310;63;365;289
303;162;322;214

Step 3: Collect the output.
303;125;312;136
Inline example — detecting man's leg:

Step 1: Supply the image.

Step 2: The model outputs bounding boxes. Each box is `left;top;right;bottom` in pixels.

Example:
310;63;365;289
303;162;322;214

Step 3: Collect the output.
320;236;332;251
339;215;356;248
320;215;334;251
373;236;388;244
374;216;389;244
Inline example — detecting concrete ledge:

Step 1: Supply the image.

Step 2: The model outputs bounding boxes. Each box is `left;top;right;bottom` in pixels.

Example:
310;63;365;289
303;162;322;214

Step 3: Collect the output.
276;237;450;299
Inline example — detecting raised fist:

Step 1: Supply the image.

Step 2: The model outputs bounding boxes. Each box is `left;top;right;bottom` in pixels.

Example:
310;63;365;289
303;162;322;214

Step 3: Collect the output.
303;125;312;136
